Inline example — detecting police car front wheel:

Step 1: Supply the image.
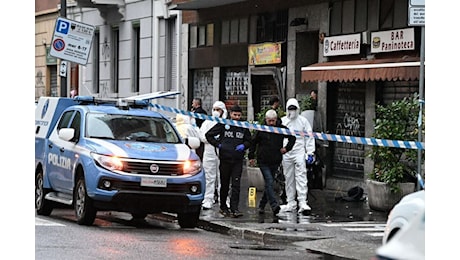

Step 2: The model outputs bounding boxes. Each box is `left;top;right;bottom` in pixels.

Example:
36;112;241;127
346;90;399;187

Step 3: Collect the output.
36;171;53;216
74;176;97;225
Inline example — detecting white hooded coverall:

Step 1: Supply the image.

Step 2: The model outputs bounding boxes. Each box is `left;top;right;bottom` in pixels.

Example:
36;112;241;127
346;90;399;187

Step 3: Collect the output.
199;101;228;209
175;114;200;141
281;98;315;211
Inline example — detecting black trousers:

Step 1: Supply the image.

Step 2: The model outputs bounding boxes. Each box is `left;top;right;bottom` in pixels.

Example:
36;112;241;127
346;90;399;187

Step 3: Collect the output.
219;159;243;211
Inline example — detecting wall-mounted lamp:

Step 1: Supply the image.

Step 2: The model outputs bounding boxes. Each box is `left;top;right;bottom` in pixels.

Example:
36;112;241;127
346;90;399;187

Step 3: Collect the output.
289;18;308;27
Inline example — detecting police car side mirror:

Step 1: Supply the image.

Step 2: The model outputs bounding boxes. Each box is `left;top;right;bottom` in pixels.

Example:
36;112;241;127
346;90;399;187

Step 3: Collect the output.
58;128;75;142
187;137;200;149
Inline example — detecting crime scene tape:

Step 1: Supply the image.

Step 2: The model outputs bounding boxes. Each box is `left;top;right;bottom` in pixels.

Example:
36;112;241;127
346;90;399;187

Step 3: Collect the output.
149;103;425;150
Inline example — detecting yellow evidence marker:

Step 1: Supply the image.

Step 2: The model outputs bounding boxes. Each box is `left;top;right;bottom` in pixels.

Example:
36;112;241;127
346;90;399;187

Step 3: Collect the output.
248;187;256;208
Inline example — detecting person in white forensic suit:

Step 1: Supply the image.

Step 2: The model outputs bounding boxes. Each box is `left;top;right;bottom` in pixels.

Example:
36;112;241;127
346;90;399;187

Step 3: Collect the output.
199;101;228;210
175;114;201;148
279;98;316;214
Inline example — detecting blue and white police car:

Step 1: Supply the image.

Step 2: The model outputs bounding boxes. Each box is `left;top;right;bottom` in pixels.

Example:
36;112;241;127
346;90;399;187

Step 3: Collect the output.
35;93;204;228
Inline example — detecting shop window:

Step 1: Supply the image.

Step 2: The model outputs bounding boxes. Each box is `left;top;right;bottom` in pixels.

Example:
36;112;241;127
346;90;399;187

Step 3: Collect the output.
159;17;178;91
132;23;140;93
222;68;249;121
190;23;214;48
379;0;394;29
376;80;419;105
198;25;206;46
329;0;408;36
256;11;288;43
221;21;230;44
221;18;248;45
342;0;355;33
329;83;366;179
239;18;248;43
355;0;368;32
190;25;198;48
230;19;239;43
206;24;214;46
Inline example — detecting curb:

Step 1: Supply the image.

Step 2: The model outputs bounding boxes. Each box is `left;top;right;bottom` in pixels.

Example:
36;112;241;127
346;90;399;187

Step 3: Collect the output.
153;213;332;245
198;218;334;244
150;213;376;259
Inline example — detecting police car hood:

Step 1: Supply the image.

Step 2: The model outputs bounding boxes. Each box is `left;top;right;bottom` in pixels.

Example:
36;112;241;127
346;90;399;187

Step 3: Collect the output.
86;138;194;160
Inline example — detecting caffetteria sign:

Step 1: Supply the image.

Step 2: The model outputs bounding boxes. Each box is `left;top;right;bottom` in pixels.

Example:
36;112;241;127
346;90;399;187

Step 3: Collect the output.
371;28;415;53
323;33;361;57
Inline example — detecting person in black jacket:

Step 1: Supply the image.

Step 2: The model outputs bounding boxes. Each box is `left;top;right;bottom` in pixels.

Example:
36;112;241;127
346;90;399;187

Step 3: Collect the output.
191;98;207;128
248;109;296;217
191;98;207;161
206;104;252;218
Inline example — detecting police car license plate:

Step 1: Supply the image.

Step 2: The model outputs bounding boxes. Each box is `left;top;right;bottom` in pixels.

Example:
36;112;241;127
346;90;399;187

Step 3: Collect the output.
141;177;167;187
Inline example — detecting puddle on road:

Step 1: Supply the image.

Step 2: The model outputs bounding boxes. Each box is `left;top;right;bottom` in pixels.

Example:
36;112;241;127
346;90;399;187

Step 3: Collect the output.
228;242;356;260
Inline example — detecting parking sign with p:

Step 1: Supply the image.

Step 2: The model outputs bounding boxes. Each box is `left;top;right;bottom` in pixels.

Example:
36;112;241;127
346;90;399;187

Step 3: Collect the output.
56;20;70;34
49;17;95;65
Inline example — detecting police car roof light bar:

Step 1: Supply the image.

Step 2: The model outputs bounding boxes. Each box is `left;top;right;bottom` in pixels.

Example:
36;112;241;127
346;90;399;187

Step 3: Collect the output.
73;96;150;109
73;91;180;108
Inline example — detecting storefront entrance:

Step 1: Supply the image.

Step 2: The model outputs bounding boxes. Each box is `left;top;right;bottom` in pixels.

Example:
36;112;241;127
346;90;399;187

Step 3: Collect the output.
251;75;278;115
327;82;366;180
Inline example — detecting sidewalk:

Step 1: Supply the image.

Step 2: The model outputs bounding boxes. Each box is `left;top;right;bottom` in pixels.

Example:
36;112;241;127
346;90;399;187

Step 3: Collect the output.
151;165;390;259
200;164;388;222
195;165;390;260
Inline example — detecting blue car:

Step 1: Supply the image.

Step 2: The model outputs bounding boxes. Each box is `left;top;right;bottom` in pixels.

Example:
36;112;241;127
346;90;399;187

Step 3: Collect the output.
35;95;205;228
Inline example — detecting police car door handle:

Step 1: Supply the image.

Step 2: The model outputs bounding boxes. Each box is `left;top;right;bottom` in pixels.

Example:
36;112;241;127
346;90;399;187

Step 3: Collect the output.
59;147;65;153
48;143;53;149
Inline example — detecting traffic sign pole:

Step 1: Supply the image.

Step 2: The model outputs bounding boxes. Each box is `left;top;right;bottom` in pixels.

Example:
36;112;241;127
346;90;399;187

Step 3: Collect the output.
60;0;67;97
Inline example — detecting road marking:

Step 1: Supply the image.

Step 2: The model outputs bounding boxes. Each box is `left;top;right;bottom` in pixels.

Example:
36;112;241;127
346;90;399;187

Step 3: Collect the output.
343;227;385;232
320;222;385;237
320;222;385;227
35;217;65;226
366;232;385;237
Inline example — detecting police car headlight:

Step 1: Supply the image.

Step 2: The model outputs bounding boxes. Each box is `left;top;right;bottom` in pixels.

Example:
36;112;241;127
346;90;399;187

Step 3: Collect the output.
91;153;124;172
183;160;201;175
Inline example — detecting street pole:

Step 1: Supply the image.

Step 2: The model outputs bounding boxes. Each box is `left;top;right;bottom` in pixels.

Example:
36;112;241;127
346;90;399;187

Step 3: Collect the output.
60;0;67;97
417;26;425;190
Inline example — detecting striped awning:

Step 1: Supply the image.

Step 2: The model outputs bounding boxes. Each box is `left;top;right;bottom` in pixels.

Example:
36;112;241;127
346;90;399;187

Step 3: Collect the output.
301;57;421;82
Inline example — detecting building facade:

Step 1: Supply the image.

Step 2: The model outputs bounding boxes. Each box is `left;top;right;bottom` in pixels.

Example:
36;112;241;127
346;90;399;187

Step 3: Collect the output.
35;0;62;99
36;0;424;188
172;0;424;188
36;0;185;115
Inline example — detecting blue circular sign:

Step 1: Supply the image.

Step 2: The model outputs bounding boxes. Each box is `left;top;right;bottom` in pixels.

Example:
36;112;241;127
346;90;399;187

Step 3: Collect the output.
53;39;65;52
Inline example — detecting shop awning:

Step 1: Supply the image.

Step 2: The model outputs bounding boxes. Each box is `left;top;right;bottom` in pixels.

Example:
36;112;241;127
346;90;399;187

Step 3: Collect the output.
301;57;421;83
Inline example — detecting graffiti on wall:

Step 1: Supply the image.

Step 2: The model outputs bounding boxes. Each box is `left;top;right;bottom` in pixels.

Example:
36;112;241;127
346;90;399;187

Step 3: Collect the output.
35;70;46;97
336;112;362;137
193;70;213;114
180;82;187;110
36;70;44;87
99;81;109;98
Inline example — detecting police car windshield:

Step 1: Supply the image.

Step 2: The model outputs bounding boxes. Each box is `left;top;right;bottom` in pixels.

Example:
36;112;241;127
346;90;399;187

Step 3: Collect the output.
86;113;180;143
